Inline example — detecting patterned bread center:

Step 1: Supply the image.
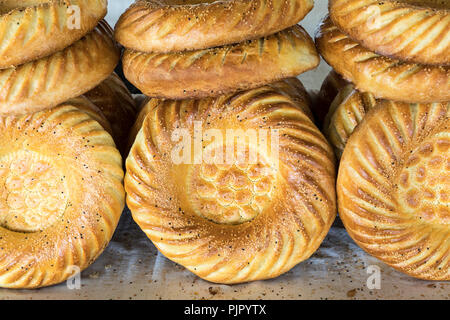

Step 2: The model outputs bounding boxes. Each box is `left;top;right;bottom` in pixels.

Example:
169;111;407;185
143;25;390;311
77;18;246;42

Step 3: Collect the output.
397;138;450;225
0;151;68;233
188;146;276;225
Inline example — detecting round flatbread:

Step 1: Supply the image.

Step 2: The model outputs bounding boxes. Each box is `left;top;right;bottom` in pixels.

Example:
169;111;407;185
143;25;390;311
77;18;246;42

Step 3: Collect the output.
123;25;319;99
126;85;336;284
0;20;120;116
329;0;450;65
0;105;125;288
338;100;450;280
0;0;107;68
316;17;450;103
115;0;314;53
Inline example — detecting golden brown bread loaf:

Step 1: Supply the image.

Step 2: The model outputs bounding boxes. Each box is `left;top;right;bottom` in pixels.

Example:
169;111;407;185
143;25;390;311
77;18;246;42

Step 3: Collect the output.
123;25;319;99
316;17;450;103
0;105;125;289
125;85;336;284
0;20;120;116
323;84;377;158
329;0;450;65
0;0;107;68
85;73;137;154
115;0;314;53
338;100;449;280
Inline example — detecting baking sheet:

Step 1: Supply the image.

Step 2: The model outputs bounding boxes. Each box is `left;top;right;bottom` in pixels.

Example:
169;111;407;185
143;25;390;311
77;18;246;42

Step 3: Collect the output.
0;1;448;300
1;213;448;300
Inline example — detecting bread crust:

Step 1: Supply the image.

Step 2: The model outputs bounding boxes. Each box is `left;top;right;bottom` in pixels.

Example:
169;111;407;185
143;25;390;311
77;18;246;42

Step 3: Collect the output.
338;100;450;280
85;73;137;154
123;25;319;99
115;0;313;53
65;95;114;137
0;20;120;116
267;77;314;121
316;17;450;103
314;70;348;126
329;0;450;66
0;105;124;289
0;0;107;68
128;78;314;146
323;84;377;158
125;86;336;284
